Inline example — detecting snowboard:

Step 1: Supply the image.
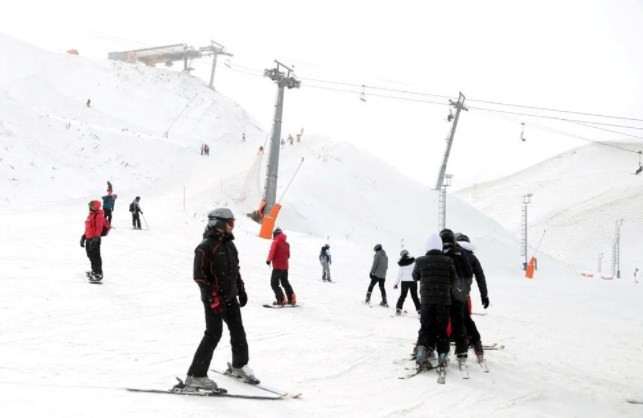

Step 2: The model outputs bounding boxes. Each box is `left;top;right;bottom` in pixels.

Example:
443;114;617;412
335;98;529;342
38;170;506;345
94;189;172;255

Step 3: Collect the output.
263;303;301;309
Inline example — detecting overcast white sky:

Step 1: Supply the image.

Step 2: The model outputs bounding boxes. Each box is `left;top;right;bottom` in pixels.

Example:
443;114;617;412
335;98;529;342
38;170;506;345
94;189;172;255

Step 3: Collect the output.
2;0;642;189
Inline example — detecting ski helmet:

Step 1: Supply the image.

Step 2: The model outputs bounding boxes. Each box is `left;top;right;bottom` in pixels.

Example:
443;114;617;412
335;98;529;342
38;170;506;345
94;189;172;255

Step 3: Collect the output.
439;229;455;244
456;234;470;243
374;244;382;252
273;227;283;238
400;249;409;257
324;244;330;249
208;207;235;230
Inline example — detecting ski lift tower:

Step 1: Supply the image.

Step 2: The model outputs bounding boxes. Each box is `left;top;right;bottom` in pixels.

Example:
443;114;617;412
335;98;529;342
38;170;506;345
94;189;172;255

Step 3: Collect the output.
612;219;624;278
199;41;233;90
263;60;301;214
520;193;533;270
438;174;453;231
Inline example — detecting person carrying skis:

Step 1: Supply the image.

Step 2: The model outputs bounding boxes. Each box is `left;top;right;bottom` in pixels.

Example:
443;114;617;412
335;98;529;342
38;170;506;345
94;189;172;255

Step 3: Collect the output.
456;233;489;359
319;244;332;282
266;227;296;305
185;208;256;391
394;249;420;315
440;229;473;365
365;244;388;306
80;200;105;281
129;196;143;229
413;233;458;371
101;186;117;224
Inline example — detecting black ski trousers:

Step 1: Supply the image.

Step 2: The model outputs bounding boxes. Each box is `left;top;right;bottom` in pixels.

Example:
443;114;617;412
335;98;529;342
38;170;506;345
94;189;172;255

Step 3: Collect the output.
271;269;294;303
104;209;113;224
367;278;386;301
132;212;141;229
464;297;481;344
396;281;420;311
85;237;102;275
417;304;450;355
450;299;469;356
188;301;249;377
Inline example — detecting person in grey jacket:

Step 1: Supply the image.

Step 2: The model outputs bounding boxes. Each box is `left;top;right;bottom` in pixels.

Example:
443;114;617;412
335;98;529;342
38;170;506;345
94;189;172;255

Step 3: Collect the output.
365;244;389;306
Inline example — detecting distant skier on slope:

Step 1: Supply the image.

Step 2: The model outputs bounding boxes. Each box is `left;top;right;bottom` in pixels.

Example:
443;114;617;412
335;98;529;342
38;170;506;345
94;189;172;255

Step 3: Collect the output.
456;233;490;359
101;182;117;224
440;229;472;365
80;200;105;281
320;244;332;282
365;244;388;306
393;249;420;315
185;208;256;391
413;233;458;371
635;268;639;284
129;196;143;230
266;228;296;305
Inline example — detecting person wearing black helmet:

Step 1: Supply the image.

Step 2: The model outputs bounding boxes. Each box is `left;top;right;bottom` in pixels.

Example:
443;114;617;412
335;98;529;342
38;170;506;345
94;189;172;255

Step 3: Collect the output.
185;207;256;392
319;244;332;282
440;228;473;366
365;244;389;306
266;227;296;305
456;233;490;359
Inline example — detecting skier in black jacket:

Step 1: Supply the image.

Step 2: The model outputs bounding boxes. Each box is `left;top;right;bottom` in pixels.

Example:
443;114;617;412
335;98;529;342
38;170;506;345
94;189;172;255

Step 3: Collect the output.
456;234;490;358
185;208;256;392
440;228;472;363
413;233;458;370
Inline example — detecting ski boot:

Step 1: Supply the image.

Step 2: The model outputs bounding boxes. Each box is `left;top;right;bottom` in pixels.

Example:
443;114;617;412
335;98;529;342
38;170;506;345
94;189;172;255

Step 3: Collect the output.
365;292;372;304
183;375;219;392
395;308;402;316
379;301;389;307
89;272;103;282
227;363;260;384
273;296;287;306
436;352;448;384
288;293;297;306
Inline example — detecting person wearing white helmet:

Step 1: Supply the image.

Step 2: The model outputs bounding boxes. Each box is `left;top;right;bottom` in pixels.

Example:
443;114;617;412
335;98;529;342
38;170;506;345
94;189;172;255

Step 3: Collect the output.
184;208;257;392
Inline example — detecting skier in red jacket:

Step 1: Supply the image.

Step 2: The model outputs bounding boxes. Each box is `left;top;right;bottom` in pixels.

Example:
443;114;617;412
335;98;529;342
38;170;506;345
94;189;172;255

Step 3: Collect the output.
80;200;105;281
266;228;296;305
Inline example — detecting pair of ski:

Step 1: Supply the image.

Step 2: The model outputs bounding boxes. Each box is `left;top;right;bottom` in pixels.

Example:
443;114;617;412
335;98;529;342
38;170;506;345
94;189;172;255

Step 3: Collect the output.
398;358;448;384
126;364;301;400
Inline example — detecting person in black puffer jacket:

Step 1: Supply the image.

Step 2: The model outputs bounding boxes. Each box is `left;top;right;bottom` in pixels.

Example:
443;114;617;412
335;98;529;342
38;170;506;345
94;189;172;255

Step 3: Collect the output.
440;228;473;362
412;233;458;369
185;208;257;391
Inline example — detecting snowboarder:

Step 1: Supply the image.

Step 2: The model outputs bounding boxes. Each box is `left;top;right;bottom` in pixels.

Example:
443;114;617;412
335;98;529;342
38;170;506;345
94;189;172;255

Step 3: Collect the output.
101;184;118;224
266;227;296;305
129;196;143;230
365;244;388;306
80;200;104;281
440;229;473;364
185;208;256;391
242;132;246;142
635;267;639;284
394;250;420;315
320;244;332;282
413;233;458;371
86;98;91;108
456;234;490;358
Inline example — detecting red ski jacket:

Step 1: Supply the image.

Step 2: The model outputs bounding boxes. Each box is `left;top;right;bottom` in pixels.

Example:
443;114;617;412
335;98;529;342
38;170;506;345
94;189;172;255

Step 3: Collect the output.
84;200;105;239
267;233;290;270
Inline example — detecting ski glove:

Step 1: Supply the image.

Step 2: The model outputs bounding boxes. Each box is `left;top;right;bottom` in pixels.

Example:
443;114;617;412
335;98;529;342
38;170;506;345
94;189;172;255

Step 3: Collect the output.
393;284;398;290
266;260;271;266
238;290;248;307
209;289;223;314
369;273;375;279
482;296;490;309
80;235;86;248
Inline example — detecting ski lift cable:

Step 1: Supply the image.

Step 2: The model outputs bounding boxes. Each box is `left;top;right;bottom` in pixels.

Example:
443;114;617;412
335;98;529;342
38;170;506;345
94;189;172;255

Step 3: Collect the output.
304;83;449;107
474;108;642;154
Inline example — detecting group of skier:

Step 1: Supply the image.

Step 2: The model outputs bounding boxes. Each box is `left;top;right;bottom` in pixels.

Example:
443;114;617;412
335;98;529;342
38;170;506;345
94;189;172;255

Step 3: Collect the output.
362;229;490;377
80;182;146;281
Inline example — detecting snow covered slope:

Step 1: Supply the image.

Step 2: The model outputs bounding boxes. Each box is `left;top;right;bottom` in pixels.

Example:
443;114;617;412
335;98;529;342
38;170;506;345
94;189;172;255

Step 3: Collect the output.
457;142;643;275
1;33;642;418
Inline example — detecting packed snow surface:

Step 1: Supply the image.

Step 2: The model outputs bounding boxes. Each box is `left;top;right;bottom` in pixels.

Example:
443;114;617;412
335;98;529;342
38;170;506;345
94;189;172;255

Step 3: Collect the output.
1;33;642;417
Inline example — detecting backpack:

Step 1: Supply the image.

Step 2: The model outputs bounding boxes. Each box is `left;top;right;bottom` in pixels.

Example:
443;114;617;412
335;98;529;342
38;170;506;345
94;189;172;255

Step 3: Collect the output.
129;202;135;212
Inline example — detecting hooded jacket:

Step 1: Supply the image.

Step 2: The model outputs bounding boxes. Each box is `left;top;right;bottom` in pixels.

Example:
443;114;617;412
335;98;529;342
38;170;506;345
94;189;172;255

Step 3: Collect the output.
394;254;416;285
458;241;488;300
267;233;290;270
412;233;458;306
102;194;117;211
84;200;105;239
370;249;388;279
193;227;245;307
